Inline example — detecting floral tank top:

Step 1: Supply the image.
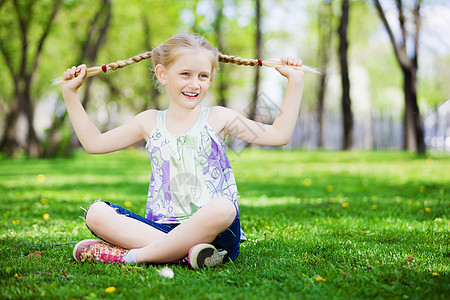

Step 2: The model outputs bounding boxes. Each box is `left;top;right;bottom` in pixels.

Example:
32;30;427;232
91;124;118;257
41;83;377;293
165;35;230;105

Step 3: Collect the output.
145;106;240;225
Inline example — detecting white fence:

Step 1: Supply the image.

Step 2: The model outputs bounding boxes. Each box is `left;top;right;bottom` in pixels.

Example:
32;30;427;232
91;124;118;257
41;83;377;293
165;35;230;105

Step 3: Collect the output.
285;100;450;151
228;98;450;152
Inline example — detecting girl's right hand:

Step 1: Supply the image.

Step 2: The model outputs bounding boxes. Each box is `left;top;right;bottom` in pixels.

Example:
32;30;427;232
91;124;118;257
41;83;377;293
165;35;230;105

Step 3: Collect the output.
61;64;87;93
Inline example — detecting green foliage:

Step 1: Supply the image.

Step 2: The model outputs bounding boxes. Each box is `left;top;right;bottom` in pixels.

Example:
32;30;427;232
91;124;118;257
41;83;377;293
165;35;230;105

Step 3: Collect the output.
1;150;448;299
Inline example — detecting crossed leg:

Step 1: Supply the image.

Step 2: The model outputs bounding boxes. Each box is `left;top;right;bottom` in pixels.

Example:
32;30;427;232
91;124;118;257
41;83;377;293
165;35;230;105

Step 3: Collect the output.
85;197;237;264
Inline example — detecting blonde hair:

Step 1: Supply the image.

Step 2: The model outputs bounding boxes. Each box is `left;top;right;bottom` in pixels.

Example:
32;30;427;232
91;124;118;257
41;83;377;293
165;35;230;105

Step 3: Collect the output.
55;33;319;84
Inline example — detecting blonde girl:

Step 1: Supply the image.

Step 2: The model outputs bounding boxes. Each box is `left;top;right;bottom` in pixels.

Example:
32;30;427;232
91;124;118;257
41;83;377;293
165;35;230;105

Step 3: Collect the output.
62;33;305;268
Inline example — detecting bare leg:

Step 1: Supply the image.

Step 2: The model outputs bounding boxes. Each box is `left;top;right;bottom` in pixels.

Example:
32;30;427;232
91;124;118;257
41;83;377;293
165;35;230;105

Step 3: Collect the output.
85;198;237;263
135;197;237;263
85;201;166;249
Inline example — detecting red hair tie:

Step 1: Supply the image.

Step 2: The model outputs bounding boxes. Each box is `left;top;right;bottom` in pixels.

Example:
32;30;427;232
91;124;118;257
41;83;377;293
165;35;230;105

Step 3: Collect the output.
101;65;107;73
257;59;262;67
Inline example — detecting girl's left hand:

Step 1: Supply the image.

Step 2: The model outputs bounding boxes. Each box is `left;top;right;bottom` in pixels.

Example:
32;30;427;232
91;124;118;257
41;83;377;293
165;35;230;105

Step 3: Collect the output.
275;56;304;80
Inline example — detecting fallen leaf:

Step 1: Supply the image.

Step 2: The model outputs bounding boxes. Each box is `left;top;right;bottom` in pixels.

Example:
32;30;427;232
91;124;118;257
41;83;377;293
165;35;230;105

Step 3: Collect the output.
26;251;41;258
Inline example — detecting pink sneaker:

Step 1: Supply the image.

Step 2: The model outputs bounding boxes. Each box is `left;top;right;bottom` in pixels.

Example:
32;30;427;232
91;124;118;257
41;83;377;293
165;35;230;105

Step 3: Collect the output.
73;239;128;263
188;243;228;269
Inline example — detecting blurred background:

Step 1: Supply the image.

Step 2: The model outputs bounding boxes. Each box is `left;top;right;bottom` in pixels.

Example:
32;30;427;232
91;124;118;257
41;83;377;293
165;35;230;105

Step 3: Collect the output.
0;0;449;158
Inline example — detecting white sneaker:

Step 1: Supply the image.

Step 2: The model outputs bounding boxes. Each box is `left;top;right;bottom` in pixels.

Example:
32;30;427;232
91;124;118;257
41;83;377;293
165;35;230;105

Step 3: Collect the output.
187;243;228;269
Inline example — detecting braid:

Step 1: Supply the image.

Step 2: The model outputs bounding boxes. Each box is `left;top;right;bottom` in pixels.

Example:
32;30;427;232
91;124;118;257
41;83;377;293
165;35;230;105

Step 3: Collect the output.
105;51;153;71
220;53;321;74
219;54;258;66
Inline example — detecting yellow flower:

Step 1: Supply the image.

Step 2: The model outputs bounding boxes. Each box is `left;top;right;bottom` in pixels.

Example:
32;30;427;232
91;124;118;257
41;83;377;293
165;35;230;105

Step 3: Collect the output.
43;213;50;220
315;276;326;282
342;202;349;208
326;185;334;192
432;272;439;277
37;174;46;183
303;178;312;187
419;186;425;193
14;273;19;278
40;198;48;204
12;220;20;225
372;205;377;210
302;252;308;256
425;207;431;212
265;226;270;230
124;201;132;208
371;195;378;201
105;286;116;293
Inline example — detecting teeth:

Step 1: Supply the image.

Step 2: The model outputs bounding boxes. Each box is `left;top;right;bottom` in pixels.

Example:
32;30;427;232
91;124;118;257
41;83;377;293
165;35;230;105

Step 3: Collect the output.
183;92;198;97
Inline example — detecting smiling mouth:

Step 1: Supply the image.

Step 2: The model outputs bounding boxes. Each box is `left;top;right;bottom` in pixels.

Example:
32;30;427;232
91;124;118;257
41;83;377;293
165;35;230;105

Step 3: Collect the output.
182;92;199;98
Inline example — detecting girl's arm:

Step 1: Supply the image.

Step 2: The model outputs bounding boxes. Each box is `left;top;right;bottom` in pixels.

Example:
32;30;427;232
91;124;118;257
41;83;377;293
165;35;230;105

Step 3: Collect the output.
61;65;152;154
218;57;304;146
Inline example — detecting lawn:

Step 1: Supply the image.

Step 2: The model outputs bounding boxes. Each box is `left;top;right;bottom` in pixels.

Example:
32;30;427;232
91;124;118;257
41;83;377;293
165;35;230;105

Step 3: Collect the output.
0;149;448;299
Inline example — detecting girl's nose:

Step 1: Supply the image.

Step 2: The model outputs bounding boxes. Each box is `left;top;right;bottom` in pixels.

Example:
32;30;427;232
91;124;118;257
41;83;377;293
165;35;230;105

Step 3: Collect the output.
188;78;200;89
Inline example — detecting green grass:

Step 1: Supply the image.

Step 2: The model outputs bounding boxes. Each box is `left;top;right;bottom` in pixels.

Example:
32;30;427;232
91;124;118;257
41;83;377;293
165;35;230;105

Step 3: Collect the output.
0;149;449;299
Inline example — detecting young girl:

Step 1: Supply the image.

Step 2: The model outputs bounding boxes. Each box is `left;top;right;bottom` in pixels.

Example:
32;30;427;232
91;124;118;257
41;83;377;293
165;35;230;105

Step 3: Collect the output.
61;33;305;269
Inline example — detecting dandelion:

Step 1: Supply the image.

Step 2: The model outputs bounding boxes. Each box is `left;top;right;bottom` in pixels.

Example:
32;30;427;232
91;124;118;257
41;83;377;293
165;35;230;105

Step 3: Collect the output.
40;198;48;204
158;267;174;278
12;220;20;225
326;185;334;192
14;273;19;278
124;201;132;208
43;213;50;220
372;205;377;210
371;195;378;201
265;226;270;230
105;286;116;293
419;186;425;193
37;174;46;183
342;202;349;208
302;252;308;256
425;207;431;212
432;272;439;277
303;178;312;186
315;275;326;282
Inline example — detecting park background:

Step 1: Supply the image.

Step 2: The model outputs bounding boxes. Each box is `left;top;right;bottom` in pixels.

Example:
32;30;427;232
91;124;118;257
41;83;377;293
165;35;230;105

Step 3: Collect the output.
0;0;449;156
0;0;449;299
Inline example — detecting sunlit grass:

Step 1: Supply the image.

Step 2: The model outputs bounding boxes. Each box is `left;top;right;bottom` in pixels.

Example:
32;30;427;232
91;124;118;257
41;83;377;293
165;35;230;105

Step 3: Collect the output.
0;149;448;299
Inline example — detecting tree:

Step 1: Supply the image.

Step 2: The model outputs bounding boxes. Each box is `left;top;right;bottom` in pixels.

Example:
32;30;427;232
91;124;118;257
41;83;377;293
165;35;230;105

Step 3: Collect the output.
373;0;425;154
213;0;229;107
0;0;62;156
248;0;262;121
338;0;353;150
45;0;112;156
316;0;333;149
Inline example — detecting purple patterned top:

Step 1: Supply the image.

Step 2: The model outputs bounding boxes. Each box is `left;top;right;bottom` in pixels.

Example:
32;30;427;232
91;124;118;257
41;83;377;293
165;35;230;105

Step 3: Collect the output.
145;106;241;227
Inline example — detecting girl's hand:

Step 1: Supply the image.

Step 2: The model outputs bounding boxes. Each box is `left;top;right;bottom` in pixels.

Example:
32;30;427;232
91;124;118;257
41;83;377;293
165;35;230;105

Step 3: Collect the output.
275;56;304;80
61;64;87;93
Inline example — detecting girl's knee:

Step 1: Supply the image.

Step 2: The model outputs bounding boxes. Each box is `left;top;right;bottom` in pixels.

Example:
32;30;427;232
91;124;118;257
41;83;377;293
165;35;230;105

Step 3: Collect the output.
207;198;237;228
85;201;111;228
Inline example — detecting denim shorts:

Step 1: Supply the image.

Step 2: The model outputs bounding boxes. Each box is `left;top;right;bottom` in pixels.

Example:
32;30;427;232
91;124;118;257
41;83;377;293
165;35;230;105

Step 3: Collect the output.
84;200;241;261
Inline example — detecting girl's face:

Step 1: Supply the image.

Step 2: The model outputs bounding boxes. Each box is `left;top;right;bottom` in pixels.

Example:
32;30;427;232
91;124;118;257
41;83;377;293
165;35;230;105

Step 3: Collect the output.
159;49;214;110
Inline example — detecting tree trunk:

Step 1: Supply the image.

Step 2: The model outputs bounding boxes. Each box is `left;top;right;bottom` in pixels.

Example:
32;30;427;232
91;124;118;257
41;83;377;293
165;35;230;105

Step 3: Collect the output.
402;66;425;153
316;0;333;149
338;0;353;150
0;0;61;157
373;0;425;154
45;0;111;156
142;12;160;110
248;0;262;121
214;0;229;107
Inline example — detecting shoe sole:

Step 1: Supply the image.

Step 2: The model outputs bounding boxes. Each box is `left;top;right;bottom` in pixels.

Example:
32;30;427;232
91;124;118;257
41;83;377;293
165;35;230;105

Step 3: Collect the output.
188;244;228;269
73;239;102;261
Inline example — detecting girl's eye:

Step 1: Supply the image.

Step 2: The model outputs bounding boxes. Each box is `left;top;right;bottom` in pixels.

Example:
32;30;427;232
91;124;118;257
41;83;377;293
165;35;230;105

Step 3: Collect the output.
200;74;209;79
181;72;189;76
